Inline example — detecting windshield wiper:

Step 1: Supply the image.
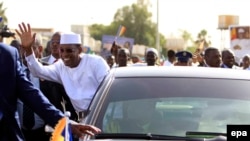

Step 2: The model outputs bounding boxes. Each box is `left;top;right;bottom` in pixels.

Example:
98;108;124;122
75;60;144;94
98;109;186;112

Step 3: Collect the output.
95;133;204;140
186;131;226;138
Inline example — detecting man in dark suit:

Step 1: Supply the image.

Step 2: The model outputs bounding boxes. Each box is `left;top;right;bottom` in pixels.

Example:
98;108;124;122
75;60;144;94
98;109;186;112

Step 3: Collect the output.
0;43;101;140
16;36;52;141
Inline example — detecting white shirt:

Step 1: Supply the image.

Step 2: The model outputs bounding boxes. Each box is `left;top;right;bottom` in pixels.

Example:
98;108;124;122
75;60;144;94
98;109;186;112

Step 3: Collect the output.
221;64;242;69
47;55;57;64
131;63;147;66
26;53;110;111
163;60;174;66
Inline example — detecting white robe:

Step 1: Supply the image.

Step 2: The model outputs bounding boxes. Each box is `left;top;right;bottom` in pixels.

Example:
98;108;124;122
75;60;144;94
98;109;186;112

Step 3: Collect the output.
26;53;110;111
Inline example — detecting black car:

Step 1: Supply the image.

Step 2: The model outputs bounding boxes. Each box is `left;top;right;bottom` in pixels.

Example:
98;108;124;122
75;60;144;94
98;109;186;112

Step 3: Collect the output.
82;66;250;141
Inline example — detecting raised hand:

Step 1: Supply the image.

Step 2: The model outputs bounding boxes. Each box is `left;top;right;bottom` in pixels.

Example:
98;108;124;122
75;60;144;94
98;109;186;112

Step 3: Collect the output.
15;22;36;56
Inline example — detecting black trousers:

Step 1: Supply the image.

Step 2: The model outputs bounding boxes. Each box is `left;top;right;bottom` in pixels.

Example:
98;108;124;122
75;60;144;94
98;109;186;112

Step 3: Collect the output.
22;126;51;141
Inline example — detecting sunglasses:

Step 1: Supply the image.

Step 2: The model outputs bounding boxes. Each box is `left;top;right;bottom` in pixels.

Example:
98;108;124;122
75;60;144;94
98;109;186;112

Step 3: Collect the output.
60;48;75;53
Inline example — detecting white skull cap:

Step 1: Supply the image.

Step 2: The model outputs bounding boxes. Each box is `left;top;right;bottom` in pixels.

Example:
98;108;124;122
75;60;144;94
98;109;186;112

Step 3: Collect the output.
60;33;81;44
146;48;158;57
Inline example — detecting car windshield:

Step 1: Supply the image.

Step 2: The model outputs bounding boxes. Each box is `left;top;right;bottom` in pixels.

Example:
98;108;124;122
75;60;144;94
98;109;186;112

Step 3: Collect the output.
94;77;250;137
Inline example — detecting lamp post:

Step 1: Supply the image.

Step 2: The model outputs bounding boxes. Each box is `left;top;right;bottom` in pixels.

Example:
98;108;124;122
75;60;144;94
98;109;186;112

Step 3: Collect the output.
156;0;160;56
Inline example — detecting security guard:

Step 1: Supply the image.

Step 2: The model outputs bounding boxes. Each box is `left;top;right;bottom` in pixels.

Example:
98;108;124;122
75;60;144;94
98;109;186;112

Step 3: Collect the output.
174;51;193;66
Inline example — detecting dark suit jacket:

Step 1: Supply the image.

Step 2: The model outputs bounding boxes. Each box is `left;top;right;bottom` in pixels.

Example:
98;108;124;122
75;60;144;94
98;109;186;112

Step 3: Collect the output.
0;43;64;141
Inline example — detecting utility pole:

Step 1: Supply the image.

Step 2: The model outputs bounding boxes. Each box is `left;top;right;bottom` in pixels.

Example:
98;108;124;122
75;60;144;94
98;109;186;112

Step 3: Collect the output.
156;0;160;56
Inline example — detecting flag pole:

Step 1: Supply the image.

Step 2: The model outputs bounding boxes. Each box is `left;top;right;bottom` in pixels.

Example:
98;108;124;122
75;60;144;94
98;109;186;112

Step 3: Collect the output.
65;111;71;141
114;25;122;42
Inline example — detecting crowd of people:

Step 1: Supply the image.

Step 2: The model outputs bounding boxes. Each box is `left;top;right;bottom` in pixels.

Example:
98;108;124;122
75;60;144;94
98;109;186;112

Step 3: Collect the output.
106;42;250;69
1;22;249;141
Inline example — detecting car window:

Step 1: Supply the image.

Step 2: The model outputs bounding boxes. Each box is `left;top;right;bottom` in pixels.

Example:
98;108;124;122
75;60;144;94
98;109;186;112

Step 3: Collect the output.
102;97;250;136
95;77;250;136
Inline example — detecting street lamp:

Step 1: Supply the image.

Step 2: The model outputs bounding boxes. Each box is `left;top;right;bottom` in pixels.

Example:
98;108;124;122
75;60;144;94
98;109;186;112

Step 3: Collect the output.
156;0;160;56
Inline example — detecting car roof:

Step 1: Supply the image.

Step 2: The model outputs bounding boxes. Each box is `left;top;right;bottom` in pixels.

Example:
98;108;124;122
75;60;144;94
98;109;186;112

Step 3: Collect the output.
110;66;250;80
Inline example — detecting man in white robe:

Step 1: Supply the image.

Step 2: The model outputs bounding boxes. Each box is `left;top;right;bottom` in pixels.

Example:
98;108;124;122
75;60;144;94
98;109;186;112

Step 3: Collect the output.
16;23;110;117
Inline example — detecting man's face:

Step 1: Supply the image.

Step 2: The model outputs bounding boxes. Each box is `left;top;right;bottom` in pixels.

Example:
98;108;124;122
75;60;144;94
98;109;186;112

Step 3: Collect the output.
242;56;250;68
32;44;42;59
60;44;82;68
205;50;222;67
222;51;235;68
146;52;157;66
132;57;140;64
50;33;61;58
106;56;114;68
117;50;128;67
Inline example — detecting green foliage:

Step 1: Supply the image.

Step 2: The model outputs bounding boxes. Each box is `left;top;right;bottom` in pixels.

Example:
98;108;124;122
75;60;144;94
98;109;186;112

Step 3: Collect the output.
194;29;212;48
89;0;166;50
186;46;197;53
0;2;7;28
179;29;212;52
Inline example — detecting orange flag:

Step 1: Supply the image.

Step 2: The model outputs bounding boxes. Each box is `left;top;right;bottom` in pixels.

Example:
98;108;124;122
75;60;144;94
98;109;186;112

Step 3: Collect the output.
116;25;126;37
51;117;73;141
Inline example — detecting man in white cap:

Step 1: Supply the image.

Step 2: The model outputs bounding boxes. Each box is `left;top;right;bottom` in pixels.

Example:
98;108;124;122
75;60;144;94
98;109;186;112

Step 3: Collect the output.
130;48;159;67
16;23;110;122
145;47;159;66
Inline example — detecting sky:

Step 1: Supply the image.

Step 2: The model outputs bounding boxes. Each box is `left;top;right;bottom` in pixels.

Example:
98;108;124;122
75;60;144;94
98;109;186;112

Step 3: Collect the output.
3;0;250;48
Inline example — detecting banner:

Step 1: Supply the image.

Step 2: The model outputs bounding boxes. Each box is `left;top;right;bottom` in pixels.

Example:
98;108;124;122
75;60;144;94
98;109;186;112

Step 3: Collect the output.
229;25;250;62
100;35;134;58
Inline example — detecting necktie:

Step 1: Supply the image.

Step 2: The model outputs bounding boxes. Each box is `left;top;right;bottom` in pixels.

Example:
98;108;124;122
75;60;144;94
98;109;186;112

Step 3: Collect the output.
23;68;35;129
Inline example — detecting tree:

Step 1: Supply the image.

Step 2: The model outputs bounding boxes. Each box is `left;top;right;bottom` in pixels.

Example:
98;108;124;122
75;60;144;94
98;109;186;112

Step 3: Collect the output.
0;2;8;28
179;29;193;48
194;29;211;49
0;2;8;42
89;24;108;40
89;0;166;49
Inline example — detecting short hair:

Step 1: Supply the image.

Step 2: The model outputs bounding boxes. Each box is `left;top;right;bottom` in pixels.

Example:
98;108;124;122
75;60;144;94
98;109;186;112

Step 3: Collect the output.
167;49;175;58
106;55;115;60
10;39;21;49
204;47;219;57
221;49;235;59
118;47;130;57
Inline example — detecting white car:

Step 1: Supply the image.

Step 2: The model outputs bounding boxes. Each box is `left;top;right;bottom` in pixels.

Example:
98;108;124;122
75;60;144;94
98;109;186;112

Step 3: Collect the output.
82;66;250;141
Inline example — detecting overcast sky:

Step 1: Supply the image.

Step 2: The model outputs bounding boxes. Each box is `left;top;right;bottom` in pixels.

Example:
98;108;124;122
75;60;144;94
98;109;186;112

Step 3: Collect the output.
3;0;250;47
